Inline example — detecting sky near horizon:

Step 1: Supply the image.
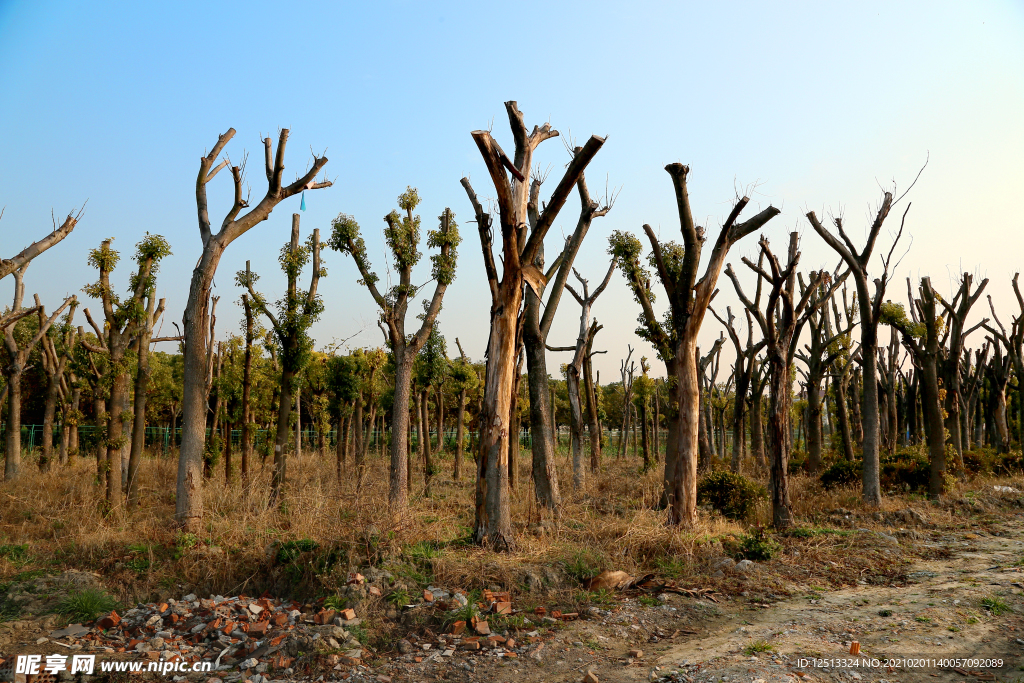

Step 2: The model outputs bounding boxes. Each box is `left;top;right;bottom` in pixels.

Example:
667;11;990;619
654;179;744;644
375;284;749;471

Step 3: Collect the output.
1;1;1023;380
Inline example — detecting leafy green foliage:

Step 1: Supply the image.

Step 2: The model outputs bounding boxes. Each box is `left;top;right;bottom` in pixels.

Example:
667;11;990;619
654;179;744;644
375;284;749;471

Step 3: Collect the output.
733;528;782;561
697;471;766;521
428;209;461;286
981;596;1010;616
880;301;926;339
57;589;119;623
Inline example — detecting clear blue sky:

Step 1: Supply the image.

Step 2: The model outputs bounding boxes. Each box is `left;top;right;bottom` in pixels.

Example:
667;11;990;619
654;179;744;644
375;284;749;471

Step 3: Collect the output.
2;1;1023;379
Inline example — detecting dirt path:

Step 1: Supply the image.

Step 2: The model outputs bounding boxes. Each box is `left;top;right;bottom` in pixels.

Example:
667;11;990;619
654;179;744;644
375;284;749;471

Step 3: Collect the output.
424;517;1024;683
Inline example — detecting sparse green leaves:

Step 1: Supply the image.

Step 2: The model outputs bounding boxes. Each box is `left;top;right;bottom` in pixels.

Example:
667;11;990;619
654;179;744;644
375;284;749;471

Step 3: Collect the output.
880;301;926;339
428;208;461;286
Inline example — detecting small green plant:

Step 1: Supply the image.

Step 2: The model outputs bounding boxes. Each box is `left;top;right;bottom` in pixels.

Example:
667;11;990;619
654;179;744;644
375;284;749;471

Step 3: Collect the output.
347;623;369;644
323;595;345;611
915;616;930;623
697;471;766;521
967;616;980;624
562;549;604;585
0;545;30;563
743;640;774;655
386;589;412;607
274;539;319;564
637;594;660;608
56;589;118;623
878;609;893;617
405;540;442;562
733;527;782;561
981;596;1010;616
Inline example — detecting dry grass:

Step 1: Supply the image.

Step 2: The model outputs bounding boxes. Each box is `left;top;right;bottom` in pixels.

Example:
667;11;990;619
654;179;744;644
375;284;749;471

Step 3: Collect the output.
0;445;1019;612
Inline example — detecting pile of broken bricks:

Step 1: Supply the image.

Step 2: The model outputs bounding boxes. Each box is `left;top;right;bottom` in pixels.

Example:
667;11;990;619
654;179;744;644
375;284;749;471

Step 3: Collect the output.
27;578;586;675
392;588;572;663
41;590;366;673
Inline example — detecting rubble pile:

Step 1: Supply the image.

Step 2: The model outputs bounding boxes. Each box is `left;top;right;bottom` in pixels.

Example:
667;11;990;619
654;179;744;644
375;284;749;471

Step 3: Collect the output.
45;592;365;674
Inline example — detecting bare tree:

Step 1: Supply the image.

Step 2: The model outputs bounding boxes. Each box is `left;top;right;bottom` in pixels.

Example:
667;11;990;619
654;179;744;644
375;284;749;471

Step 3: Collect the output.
177;128;331;528
617;347;637;459
38;304;78;471
0;208;83;281
330;194;460;512
547;263;614;488
794;275;854;474
609;168;778;524
741;233;832;528
930;273;987;464
522;158;613;514
882;277;951;498
807;194;908;506
461;101;604;549
983;278;1024;451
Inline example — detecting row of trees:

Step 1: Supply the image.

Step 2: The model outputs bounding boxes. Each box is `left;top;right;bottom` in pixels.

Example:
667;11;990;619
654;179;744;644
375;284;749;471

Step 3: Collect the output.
4;102;1023;550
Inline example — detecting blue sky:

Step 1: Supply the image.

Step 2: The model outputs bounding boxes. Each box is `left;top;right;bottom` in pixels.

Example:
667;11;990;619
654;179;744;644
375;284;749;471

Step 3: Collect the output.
2;1;1022;378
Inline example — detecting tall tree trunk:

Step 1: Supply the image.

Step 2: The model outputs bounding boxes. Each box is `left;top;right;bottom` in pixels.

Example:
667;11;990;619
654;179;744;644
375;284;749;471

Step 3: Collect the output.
806;377;823;474
4;368;23;479
835;374;854;460
270;368;295;503
749;391;765;466
105;372;130;511
39;374;59;472
994;386;1010;454
241;297;253;482
454;388;467;480
584;351;601;471
639;398;651;471
566;365;585;489
768;355;792;528
389;356;414;508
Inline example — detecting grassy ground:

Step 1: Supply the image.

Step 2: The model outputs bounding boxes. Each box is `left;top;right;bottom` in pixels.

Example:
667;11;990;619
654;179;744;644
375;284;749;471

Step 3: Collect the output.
0;443;1021;644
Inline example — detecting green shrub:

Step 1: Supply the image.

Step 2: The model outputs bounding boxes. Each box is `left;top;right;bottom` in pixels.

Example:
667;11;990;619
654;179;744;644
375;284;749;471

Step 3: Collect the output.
697;471;765;521
820;459;861;490
733;527;781;561
880;451;930;491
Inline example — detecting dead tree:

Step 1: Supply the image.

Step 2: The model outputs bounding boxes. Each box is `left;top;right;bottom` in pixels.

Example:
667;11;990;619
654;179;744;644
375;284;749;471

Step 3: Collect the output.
610;166;779;524
795;277;854;473
876;330;902;455
983;277;1024;451
882;278;948;498
697;337;725;471
709;304;764;472
720;254;773;471
238;214;324;505
0;208;82;281
547;263;614;488
2;267;76;479
177;128;331;528
330;194;460;512
39;305;78;471
935;274;988;463
961;344;989;450
583;324;607;471
617;347;636;459
807;194;908;506
461;101;605;549
522;154;613;515
741;233;828;529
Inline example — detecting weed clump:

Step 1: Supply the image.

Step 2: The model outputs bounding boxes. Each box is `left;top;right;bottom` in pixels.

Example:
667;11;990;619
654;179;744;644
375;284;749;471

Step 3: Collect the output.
697;470;765;521
56;589;118;623
820;460;861;490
